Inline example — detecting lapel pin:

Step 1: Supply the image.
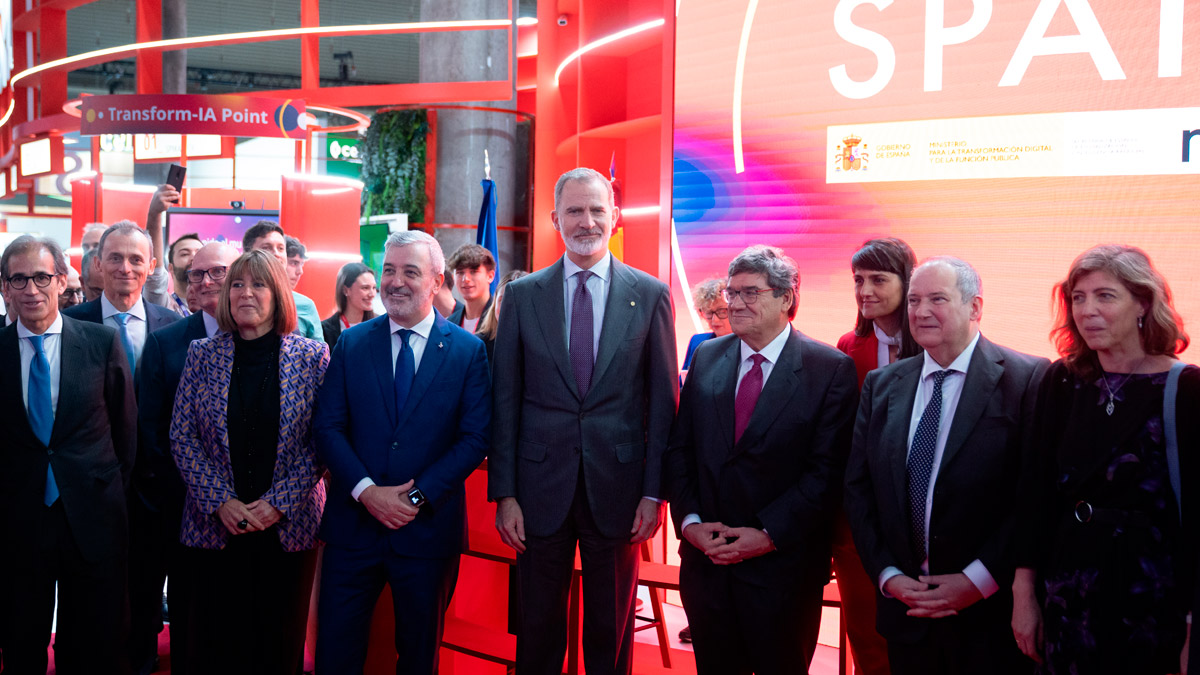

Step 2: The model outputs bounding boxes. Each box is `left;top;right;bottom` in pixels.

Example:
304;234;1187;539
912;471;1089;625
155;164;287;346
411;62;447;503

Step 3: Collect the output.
438;342;444;349
630;301;636;307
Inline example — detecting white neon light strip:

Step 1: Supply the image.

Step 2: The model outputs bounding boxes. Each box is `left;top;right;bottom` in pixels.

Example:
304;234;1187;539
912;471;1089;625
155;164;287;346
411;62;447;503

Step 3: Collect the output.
0;99;14;128
12;20;515;88
732;0;759;174
669;218;705;334
620;205;660;217
554;19;665;86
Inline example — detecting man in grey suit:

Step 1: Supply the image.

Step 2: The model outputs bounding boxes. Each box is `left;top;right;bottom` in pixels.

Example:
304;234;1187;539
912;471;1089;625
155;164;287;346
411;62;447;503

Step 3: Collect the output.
666;245;859;674
489;167;678;675
844;257;1047;675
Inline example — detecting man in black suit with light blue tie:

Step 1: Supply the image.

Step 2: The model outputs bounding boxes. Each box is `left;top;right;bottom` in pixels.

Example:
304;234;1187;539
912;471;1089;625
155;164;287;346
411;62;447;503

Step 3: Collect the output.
490;167;678;675
844;257;1047;675
62;220;181;675
0;235;137;674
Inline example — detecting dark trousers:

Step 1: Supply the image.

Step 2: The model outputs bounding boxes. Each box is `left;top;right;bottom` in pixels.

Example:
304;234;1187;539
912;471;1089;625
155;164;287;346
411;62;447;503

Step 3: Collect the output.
829;511;891;675
175;532;317;675
0;501;128;675
887;614;1033;675
679;553;823;675
515;479;640;675
316;539;460;675
126;494;188;675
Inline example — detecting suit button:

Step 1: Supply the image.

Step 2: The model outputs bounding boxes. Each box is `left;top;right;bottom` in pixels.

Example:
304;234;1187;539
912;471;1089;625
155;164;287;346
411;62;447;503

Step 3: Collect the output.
47;449;54;455
579;412;585;420
391;442;398;450
574;447;581;455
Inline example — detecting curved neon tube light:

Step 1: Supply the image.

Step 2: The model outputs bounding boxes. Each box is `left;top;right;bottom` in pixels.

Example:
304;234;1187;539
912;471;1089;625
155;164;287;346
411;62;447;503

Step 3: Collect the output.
670;218;705;335
0;99;13;128
732;0;759;174
11;20;514;89
620;205;660;217
554;19;665;86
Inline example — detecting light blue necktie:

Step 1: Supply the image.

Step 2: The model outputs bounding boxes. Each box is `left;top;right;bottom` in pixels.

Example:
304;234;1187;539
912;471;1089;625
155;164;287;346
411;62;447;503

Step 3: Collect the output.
114;312;136;375
27;334;58;506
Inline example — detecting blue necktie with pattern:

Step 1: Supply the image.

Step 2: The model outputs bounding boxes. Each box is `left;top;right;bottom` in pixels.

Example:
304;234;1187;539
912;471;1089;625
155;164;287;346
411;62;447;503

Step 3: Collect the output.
114;311;136;375
394;329;415;419
907;369;950;559
28;334;58;506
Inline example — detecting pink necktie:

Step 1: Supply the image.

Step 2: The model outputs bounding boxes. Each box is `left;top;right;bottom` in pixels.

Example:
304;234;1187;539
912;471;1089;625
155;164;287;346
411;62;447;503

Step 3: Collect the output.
734;354;766;443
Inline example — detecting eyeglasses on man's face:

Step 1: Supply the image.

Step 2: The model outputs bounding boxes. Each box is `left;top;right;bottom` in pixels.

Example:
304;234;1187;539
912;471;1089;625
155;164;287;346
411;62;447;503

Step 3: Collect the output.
722;287;774;305
6;272;58;290
62;288;84;299
186;266;229;284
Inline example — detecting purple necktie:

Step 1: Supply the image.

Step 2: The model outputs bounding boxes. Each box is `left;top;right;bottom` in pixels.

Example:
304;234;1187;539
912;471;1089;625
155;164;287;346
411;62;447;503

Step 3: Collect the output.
569;270;595;398
734;354;766;443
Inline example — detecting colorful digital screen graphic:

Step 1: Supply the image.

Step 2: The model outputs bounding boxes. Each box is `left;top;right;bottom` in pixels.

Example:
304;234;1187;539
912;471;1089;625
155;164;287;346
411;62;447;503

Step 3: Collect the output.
672;0;1200;358
165;208;280;252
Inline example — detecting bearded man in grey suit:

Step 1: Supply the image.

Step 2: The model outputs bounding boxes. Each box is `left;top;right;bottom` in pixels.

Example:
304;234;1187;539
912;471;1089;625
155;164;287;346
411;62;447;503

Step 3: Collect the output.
489;167;678;675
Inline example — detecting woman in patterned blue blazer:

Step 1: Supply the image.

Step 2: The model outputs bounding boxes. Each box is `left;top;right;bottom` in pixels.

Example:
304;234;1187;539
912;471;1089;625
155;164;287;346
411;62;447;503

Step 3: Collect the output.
170;249;329;675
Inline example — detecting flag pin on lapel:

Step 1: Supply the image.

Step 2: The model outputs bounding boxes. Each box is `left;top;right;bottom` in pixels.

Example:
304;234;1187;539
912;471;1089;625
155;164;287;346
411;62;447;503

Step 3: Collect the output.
630;301;636;306
438;342;444;349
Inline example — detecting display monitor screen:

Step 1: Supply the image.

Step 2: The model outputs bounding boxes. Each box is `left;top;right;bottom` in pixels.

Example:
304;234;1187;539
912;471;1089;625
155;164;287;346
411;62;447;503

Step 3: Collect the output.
165;207;280;252
672;1;1200;357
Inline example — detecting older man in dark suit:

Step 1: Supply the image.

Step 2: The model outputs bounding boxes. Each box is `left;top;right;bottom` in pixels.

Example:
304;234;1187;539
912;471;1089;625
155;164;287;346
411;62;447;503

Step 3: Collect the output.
666;245;859;674
489;167;678;675
844;256;1047;675
0;235;136;673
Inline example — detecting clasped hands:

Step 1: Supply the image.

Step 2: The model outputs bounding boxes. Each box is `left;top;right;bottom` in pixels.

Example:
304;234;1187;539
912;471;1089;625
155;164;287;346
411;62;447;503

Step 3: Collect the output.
884;572;983;618
495;497;664;553
216;498;283;535
682;521;775;565
360;479;419;530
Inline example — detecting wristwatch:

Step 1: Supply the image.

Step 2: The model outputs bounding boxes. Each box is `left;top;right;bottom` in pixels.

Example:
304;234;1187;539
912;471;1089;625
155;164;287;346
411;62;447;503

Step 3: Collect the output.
407;486;427;508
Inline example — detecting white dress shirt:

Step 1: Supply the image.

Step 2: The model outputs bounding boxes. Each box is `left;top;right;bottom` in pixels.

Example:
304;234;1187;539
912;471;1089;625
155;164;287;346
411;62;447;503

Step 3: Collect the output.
201;311;220;339
17;314;63;416
682;323;791;531
101;294;148;366
351;309;436;501
878;331;998;599
874;323;900;369
562;253;612;360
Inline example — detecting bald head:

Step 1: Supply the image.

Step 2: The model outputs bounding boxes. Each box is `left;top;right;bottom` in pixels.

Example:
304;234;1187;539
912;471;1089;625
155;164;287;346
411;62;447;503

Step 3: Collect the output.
190;242;240;316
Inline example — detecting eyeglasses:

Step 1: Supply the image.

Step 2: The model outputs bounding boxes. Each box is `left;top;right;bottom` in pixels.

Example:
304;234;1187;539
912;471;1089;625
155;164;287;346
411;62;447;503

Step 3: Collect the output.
6;273;58;290
186;266;229;284
722;287;775;305
63;288;84;299
702;308;729;320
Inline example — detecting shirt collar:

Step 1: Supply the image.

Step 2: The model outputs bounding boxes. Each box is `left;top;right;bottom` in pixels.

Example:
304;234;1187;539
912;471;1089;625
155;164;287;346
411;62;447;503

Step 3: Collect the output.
921;331;981;380
390;308;436;341
739;323;791;365
201;311;220;338
101;293;146;321
563;252;612;283
17;312;63;338
874;322;900;346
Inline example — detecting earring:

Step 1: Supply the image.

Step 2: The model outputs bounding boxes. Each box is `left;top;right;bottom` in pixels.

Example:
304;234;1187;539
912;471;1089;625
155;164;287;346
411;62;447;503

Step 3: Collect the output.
1138;315;1144;329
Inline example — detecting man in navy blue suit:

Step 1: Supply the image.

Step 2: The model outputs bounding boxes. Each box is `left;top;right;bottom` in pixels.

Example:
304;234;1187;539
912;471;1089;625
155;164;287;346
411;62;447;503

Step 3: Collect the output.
133;242;238;674
314;230;492;674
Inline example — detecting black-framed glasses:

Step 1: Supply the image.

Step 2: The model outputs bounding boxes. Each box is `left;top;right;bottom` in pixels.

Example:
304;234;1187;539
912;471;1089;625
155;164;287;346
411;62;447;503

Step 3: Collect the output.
62;288;84;299
722;287;774;305
186;266;228;284
6;273;57;290
702;308;729;320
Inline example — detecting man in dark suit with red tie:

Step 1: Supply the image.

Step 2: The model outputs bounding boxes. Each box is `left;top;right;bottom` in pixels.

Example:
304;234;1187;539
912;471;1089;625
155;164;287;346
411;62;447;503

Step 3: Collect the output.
665;245;859;674
490;167;678;675
0;235;137;673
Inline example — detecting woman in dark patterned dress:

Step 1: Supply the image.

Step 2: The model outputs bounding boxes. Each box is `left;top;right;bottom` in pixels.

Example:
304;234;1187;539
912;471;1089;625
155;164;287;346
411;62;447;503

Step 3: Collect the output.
1012;245;1197;675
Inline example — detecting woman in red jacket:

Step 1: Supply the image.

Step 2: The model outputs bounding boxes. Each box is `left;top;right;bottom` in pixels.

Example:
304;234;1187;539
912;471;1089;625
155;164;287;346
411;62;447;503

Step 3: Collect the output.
834;237;920;675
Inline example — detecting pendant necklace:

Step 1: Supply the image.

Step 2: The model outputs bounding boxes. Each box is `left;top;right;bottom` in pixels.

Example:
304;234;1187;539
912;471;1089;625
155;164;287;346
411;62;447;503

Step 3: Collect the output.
1100;355;1146;416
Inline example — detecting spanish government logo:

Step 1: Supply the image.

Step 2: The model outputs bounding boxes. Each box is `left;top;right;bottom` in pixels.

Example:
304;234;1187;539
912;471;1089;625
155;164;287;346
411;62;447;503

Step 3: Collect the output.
834;134;868;172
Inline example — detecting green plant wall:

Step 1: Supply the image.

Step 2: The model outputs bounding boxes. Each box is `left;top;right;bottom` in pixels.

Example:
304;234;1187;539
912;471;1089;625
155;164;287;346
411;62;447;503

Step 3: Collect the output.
360;109;428;222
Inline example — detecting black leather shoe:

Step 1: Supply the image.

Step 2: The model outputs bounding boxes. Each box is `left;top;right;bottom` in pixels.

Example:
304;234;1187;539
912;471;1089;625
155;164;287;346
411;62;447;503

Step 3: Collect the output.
678;625;692;643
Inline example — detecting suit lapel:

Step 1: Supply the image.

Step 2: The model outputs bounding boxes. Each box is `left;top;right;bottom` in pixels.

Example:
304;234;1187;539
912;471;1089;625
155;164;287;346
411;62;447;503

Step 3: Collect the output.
734;330;804;454
210;334;235;471
48;319;86;446
940;337;1003;473
590;259;638;390
886;358;922;524
369;317;398;429
531;260;580;401
396;313;451;430
707;337;739;456
184;312;207;341
0;323;38;445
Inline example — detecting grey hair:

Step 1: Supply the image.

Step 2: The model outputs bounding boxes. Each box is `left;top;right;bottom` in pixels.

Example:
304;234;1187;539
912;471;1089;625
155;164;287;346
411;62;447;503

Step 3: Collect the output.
80;249;98;283
1;234;69;279
916;256;981;303
690;277;727;312
97;220;153;257
384;230;445;276
83;222;108;236
727;245;800;319
554;167;613;212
